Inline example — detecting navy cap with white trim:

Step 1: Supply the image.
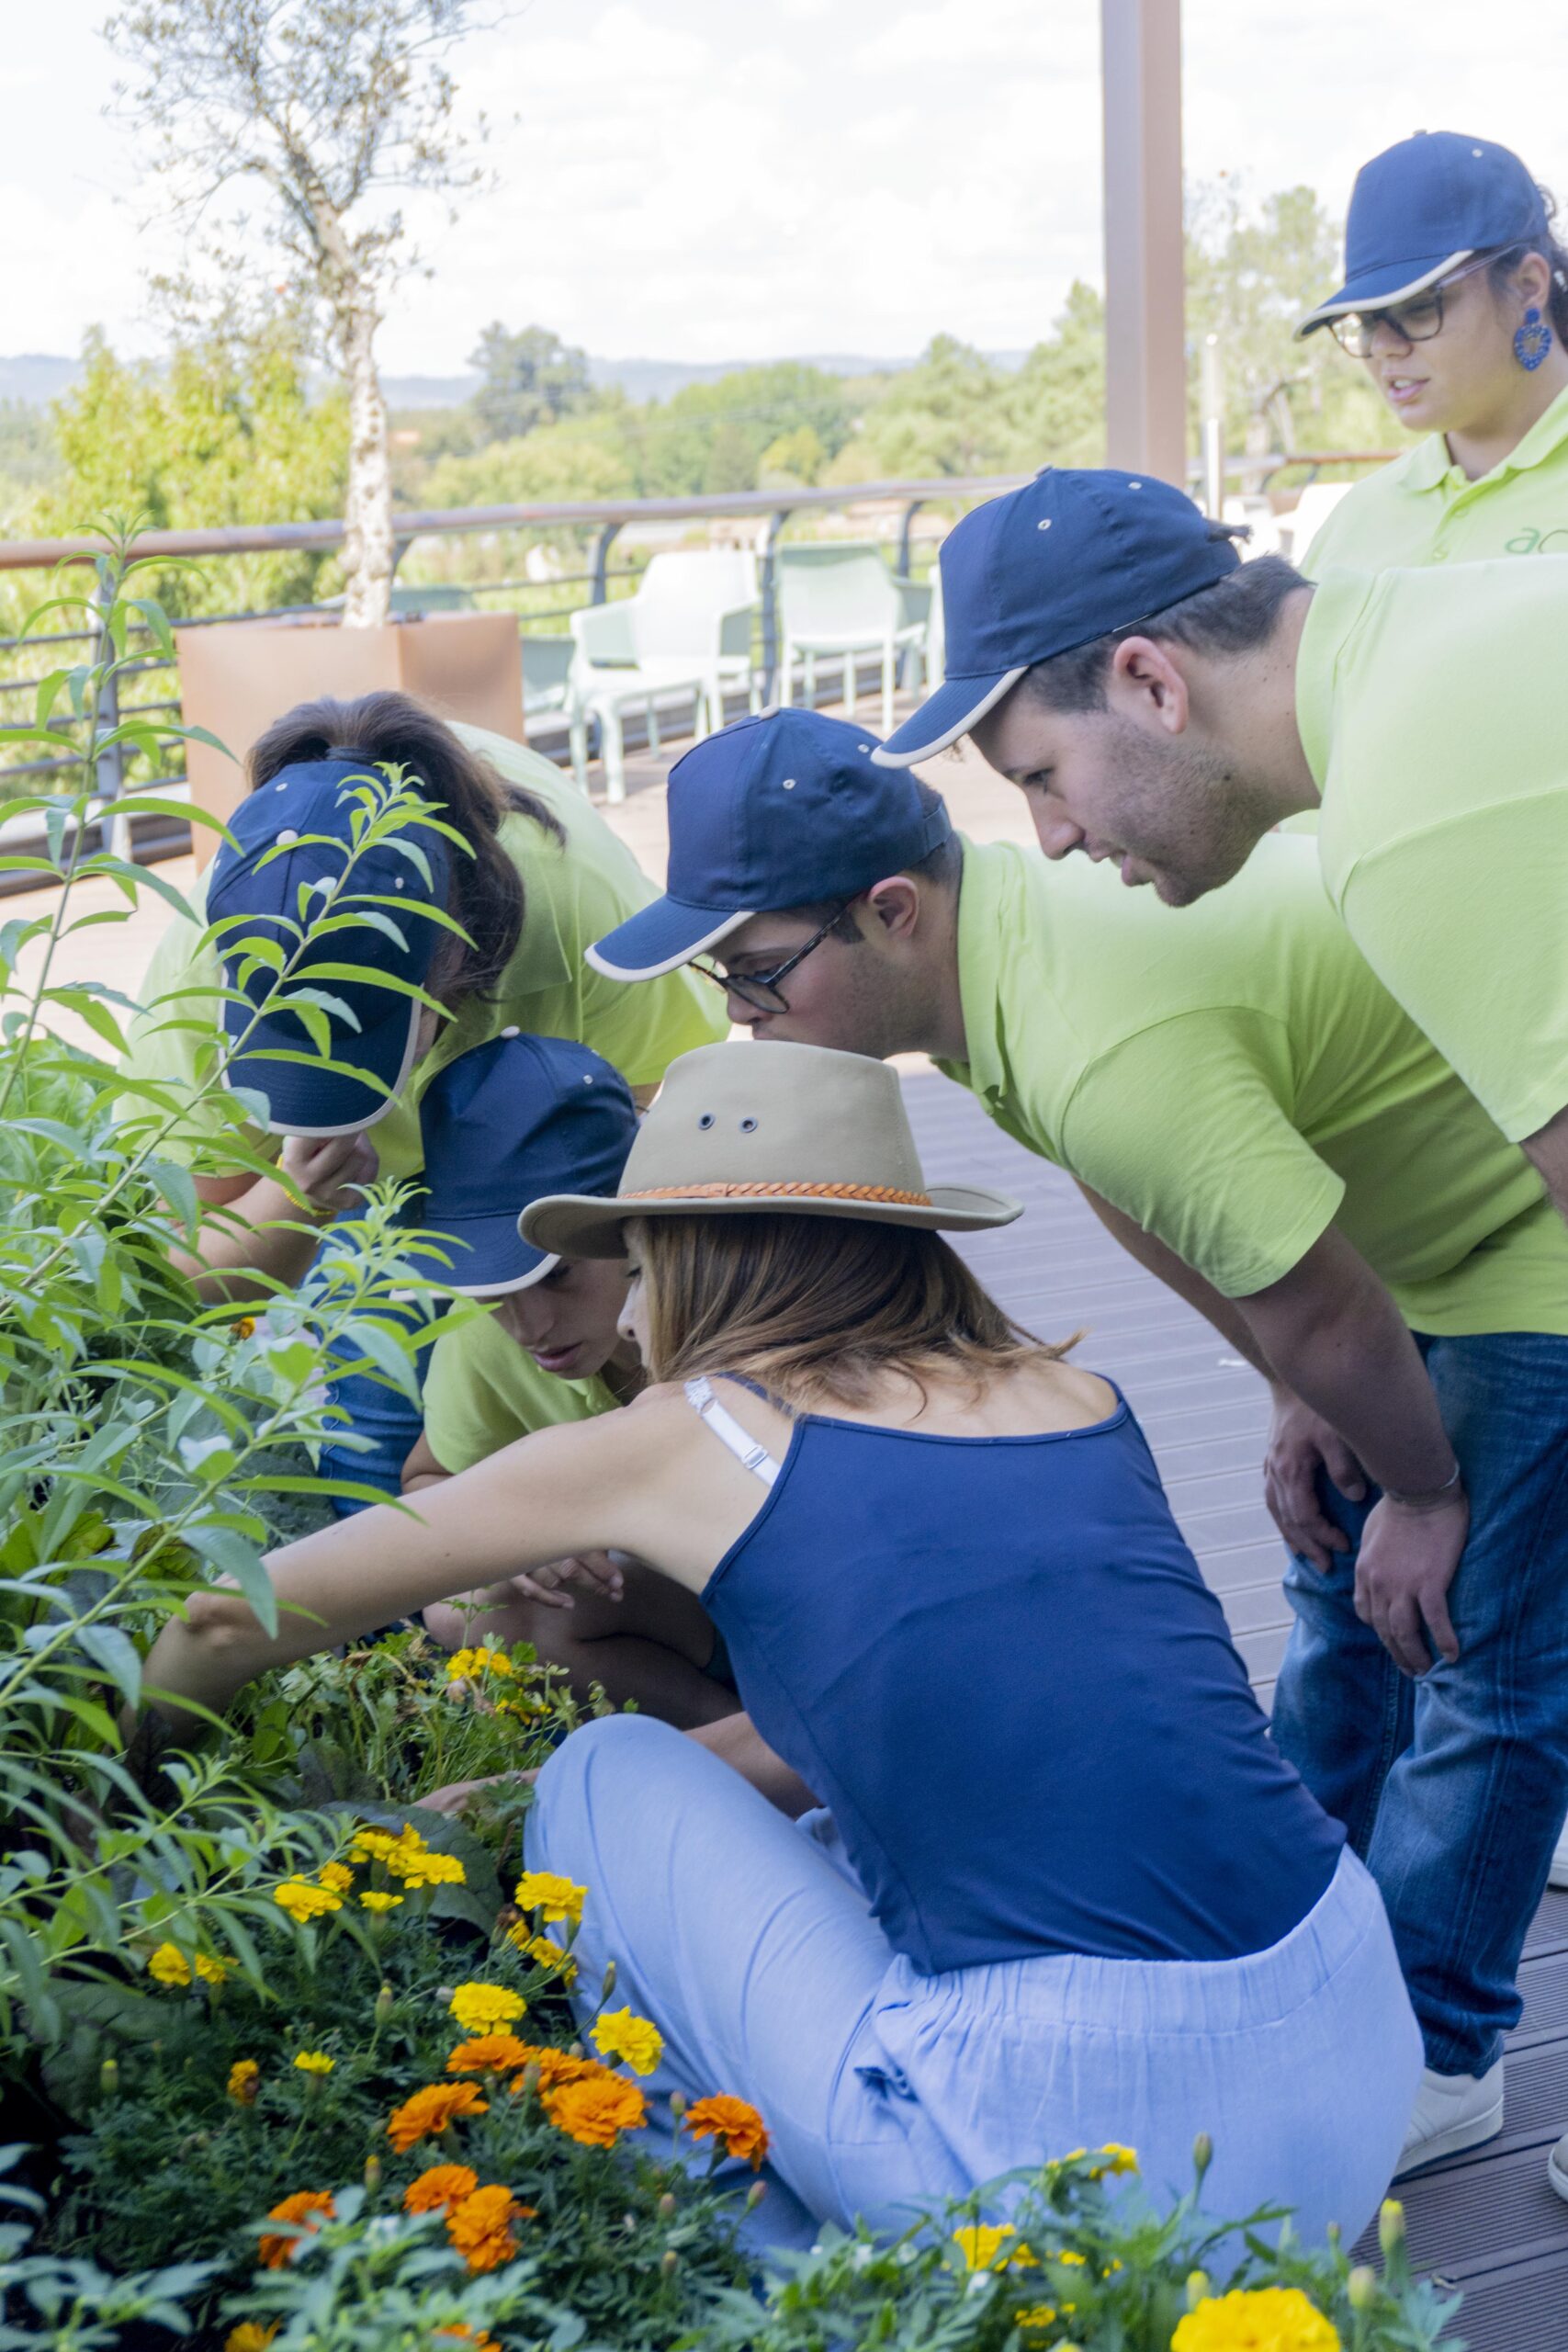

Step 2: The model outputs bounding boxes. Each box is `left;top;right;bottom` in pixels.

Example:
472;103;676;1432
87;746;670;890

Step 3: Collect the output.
874;469;1244;768
207;754;452;1136
1296;130;1549;339
587;708;953;979
393;1032;637;1295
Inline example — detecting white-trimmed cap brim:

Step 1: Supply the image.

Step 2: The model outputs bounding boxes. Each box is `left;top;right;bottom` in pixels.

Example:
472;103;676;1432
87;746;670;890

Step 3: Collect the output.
586;905;755;982
1295;249;1473;338
871;666;1026;768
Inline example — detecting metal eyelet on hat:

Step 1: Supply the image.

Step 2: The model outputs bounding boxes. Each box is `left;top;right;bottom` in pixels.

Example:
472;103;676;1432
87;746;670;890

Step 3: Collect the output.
393;876;405;889
278;828;299;845
739;1115;759;1133
1037;518;1053;531
1128;481;1143;490
501;1024;520;1038
782;778;796;790
698;1112;716;1129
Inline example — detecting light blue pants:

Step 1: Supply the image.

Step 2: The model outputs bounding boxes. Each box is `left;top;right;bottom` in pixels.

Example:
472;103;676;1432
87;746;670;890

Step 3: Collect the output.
525;1715;1422;2252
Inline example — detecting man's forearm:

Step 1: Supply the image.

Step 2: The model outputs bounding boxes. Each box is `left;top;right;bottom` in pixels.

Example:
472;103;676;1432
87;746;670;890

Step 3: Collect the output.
182;1176;327;1301
1524;1101;1568;1230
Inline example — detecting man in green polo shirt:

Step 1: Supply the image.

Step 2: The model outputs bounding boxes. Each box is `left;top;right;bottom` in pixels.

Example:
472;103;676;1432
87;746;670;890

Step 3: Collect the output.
591;703;1568;2177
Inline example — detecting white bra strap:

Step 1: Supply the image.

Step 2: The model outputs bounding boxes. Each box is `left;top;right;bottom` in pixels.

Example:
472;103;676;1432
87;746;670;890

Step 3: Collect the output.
683;1375;782;1487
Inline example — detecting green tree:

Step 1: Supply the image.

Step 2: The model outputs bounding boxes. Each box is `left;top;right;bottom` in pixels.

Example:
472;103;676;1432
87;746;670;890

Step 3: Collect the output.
468;322;594;442
1010;280;1107;467
420;422;637;507
634;363;855;498
828;334;1014;481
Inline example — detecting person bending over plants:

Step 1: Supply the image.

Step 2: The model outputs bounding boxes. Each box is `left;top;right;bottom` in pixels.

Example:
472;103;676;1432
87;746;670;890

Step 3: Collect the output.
140;1040;1421;2253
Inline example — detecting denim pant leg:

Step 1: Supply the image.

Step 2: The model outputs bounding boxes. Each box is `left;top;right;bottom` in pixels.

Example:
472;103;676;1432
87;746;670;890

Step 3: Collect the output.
1275;1332;1568;2076
1366;1333;1568;2075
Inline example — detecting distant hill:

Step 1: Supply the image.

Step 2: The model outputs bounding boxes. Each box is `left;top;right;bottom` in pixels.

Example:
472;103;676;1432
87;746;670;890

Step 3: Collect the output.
0;349;1030;413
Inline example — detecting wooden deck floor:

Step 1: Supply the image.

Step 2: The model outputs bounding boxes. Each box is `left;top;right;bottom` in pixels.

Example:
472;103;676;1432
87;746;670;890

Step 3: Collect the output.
901;1070;1568;2351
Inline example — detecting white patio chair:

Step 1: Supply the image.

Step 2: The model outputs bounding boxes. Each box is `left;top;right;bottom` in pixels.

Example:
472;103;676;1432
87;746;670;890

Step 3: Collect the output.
633;549;761;725
1276;481;1354;566
1223;494;1284;560
773;543;928;734
567;601;712;806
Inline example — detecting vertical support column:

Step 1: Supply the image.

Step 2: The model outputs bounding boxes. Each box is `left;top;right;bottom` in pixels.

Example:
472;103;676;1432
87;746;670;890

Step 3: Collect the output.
591;522;623;605
759;508;792;704
1100;0;1188;487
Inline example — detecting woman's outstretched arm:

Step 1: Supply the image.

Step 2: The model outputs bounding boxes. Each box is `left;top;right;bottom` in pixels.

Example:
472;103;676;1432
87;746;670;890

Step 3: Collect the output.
141;1400;705;1729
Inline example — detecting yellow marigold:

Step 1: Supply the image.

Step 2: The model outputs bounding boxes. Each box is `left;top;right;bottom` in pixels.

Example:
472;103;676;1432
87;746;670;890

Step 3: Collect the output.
509;1928;578;1981
402;2163;478;2215
446;2182;533;2274
446;1645;514;1680
224;2325;276;2352
1172;2287;1341;2352
447;2032;532;2075
359;1889;403;1913
349;1827;399;1862
1055;2250;1087;2267
508;2044;607;2094
317;1861;355;1894
684;2094;771;2170
292;2050;335;2075
542;2072;649;2148
448;1981;526;2034
386;2081;489;2153
1013;2311;1057;2335
227;2059;260;2106
513;1870;585;1925
390;1846;467;1889
1095;2142;1138;2177
197;1952;233;1984
590;2006;664;2077
273;1876;343;1925
953;2223;1020;2272
258;2190;335;2269
147;1942;191;1988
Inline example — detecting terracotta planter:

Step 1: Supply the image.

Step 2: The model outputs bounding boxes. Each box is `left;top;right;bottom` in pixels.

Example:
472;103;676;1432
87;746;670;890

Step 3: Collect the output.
175;611;525;867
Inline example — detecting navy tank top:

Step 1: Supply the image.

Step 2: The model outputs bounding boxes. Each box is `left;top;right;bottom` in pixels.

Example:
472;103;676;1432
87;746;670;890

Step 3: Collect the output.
698;1381;1343;1976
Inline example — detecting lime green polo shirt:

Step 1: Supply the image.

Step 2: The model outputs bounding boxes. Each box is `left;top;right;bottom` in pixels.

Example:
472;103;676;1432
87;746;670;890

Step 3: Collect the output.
936;835;1568;1332
423;1307;615;1475
1297;561;1568;1147
1303;383;1568;575
118;727;725;1173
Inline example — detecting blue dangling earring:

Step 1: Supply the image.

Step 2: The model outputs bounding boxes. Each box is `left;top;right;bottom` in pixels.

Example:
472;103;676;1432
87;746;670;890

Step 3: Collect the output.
1515;305;1553;370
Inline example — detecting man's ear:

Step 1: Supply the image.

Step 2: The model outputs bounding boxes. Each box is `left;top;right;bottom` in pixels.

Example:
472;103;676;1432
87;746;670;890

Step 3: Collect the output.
1108;635;1190;735
863;876;922;939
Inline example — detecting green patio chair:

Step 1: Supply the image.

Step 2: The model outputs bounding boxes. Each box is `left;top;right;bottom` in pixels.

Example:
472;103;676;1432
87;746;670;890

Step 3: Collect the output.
773;542;928;734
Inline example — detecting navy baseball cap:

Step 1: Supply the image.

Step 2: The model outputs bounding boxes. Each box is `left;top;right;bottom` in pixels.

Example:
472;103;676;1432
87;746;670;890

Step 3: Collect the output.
586;708;953;980
1297;131;1549;338
396;1033;637;1293
207;754;452;1136
875;469;1244;767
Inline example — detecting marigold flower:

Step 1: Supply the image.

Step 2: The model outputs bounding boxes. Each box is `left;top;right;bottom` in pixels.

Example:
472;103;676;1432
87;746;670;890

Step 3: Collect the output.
1013;2311;1057;2335
147;1942;191;1988
446;1645;514;1680
433;2330;501;2352
448;1981;526;2034
386;2081;488;2152
953;2222;1019;2272
446;2181;532;2273
590;2005;663;2077
389;1842;467;1889
509;1928;577;1981
513;1869;585;1925
447;2031;532;2075
1172;2287;1341;2352
349;1827;399;1862
507;2043;607;2094
258;2189;335;2268
317;1861;355;1894
359;1889;403;1913
273;1876;343;1925
292;2050;334;2075
224;2325;276;2352
227;2059;260;2106
543;2072;649;2147
230;1316;258;1341
403;2163;478;2215
196;1951;232;1984
1095;2142;1138;2177
683;2094;770;2170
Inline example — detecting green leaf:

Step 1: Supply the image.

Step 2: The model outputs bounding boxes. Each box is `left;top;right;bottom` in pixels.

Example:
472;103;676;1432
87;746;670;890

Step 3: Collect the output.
182;1525;277;1638
145;1158;198;1238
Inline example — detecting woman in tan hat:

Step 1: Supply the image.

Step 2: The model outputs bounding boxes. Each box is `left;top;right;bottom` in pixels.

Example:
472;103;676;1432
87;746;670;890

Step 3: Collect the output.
141;1041;1418;2250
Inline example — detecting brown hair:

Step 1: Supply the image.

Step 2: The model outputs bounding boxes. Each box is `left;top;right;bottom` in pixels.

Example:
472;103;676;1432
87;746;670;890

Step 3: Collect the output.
1020;553;1308;718
247;690;566;1002
632;1210;1073;1411
1486;187;1568;342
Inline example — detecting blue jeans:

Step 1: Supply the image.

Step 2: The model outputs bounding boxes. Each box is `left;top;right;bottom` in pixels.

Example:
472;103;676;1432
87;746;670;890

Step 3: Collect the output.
1271;1331;1568;2077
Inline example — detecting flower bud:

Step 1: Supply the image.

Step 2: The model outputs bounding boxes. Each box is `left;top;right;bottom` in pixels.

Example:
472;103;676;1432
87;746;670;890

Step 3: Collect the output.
570;2041;586;2061
600;1960;617;2003
1190;2132;1213;2184
1184;2270;1210;2311
375;1983;394;2023
519;2061;541;2099
1348;2265;1378;2312
660;2249;679;2276
364;2154;382;2193
746;2180;767;2211
435;1984;454;2006
99;2057;119;2098
668;2091;687;2120
1378;2198;1405;2259
658;2193;678;2218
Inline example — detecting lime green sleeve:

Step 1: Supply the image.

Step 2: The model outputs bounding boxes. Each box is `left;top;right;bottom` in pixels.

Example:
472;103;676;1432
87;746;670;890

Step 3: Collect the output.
1057;1013;1346;1298
422;1314;607;1476
573;955;728;1089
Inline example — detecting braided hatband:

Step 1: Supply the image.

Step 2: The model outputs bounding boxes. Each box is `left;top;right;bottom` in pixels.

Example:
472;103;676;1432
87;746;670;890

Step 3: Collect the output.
623;1180;932;1206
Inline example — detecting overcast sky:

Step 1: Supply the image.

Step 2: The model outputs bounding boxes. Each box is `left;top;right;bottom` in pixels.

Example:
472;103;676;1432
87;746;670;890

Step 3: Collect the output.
9;0;1568;371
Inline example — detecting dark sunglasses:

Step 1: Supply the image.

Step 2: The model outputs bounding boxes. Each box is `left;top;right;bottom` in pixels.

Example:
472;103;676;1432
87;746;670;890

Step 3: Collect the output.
693;903;853;1014
1328;252;1499;358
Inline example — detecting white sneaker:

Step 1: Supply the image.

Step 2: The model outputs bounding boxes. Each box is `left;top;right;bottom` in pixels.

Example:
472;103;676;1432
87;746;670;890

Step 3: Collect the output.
1550;2133;1568;2203
1550;1822;1568;1891
1393;2059;1505;2176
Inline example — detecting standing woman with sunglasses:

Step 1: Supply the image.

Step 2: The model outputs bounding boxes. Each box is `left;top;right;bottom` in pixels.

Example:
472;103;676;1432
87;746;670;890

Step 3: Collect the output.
1296;132;1568;574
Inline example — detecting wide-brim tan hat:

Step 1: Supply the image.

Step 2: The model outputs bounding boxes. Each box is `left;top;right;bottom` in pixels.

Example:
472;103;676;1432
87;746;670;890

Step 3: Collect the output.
521;1040;1021;1261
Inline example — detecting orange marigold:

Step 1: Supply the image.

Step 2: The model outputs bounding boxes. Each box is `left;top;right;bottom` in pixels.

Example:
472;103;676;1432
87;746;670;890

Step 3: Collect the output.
402;2163;479;2216
508;2042;609;2094
684;2094;771;2169
446;2032;532;2075
257;2189;336;2268
385;2081;489;2153
446;2182;533;2274
433;2331;501;2352
542;2072;649;2148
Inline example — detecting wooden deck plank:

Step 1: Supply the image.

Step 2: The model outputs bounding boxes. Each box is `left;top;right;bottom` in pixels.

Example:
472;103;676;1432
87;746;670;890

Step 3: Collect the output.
899;1070;1568;2345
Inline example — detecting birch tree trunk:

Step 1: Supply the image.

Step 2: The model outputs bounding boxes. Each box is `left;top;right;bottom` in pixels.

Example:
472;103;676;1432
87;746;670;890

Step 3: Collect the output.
340;293;393;628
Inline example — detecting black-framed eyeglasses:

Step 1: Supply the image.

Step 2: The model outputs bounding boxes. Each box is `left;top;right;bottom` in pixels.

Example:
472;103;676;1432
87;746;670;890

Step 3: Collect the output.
1328;252;1499;358
693;903;852;1014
